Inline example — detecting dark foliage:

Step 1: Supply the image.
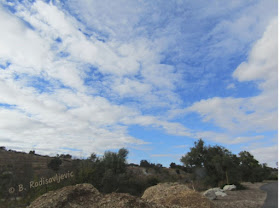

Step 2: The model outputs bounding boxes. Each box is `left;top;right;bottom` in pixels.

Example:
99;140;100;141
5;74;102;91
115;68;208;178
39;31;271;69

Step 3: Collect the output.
47;157;62;172
181;139;275;187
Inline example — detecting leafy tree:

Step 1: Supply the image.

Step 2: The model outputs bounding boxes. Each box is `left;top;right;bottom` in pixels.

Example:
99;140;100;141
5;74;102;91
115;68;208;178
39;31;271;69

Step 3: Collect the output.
140;160;150;167
102;148;128;174
203;145;240;186
59;154;72;159
47;157;62;172
238;151;259;182
0;146;6;151
238;151;271;182
181;139;273;187
170;162;176;169
169;162;190;172
181;139;206;169
89;153;97;162
181;139;241;186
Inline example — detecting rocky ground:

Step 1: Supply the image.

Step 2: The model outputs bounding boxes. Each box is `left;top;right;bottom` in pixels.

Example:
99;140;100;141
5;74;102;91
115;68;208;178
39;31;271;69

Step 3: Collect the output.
27;183;214;208
27;184;164;208
27;181;270;208
212;182;267;208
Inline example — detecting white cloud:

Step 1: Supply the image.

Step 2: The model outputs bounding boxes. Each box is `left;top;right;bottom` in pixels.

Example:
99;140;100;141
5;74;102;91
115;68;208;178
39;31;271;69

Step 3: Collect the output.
226;83;235;89
0;5;51;72
0;0;277;168
173;145;188;149
0;1;191;157
233;18;278;90
230;135;264;144
186;18;277;133
150;154;180;158
249;145;278;167
203;0;277;58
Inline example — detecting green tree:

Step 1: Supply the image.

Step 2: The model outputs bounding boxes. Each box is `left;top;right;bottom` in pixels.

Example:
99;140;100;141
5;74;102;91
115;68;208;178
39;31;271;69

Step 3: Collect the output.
238;151;267;182
203;145;240;186
180;139;206;169
47;157;62;172
101;148;128;174
181;139;241;186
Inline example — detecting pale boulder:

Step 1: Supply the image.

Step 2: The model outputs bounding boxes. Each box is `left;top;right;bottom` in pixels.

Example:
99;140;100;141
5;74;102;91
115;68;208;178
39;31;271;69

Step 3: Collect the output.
223;184;236;191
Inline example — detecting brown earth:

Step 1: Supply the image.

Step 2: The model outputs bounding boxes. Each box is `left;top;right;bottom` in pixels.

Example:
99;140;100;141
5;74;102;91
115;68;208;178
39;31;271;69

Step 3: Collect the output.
142;182;215;208
27;183;165;208
212;182;267;208
0;149;73;176
27;183;215;208
26;182;270;208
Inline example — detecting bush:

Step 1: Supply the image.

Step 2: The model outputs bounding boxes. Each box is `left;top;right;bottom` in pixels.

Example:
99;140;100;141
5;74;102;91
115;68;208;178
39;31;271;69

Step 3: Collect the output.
147;177;159;186
267;174;278;180
234;182;246;190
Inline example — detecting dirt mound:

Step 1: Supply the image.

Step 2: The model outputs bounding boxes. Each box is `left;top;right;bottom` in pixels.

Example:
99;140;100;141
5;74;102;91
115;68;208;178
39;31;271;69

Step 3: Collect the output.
98;192;165;208
142;183;215;208
27;183;165;208
27;184;101;208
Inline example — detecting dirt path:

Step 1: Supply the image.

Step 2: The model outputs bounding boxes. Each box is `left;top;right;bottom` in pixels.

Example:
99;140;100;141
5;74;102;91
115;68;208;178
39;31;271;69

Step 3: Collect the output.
261;181;278;208
212;182;268;208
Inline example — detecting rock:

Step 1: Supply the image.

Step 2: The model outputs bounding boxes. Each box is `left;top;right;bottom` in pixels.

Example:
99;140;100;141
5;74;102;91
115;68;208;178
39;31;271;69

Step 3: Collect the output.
223;184;236;191
142;182;215;208
209;187;227;197
215;191;227;197
210;187;224;192
203;189;217;200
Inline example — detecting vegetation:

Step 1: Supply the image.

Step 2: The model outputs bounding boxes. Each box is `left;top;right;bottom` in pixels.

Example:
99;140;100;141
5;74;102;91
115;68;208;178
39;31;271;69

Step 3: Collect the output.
47;157;62;172
0;141;277;207
180;139;276;188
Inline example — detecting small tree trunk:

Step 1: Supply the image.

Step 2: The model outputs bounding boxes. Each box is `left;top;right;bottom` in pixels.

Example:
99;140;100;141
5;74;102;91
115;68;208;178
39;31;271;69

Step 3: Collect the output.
226;170;229;184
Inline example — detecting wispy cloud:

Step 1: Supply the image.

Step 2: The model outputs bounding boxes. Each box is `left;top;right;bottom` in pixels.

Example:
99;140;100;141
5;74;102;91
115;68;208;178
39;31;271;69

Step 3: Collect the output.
151;154;181;158
0;0;277;166
172;145;188;149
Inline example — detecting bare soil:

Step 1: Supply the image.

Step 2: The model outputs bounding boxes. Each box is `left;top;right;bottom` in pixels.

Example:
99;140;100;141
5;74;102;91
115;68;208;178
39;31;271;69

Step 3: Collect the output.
212;182;268;208
142;182;215;208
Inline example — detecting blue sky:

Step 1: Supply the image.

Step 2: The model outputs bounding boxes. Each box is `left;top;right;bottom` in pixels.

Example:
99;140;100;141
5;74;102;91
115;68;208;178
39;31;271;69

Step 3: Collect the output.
0;0;278;167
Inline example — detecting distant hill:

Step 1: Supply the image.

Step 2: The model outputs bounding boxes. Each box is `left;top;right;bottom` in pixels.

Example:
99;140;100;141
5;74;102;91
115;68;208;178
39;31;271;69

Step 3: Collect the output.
0;148;192;207
0;148;73;176
0;148;190;186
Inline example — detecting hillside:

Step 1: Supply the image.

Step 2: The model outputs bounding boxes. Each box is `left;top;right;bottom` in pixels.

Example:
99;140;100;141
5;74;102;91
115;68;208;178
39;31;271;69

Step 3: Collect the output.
0;149;73;175
0;148;192;207
0;149;190;185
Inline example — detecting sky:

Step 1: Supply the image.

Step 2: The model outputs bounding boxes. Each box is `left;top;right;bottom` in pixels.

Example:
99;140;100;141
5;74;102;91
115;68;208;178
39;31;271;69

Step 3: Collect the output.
0;0;278;167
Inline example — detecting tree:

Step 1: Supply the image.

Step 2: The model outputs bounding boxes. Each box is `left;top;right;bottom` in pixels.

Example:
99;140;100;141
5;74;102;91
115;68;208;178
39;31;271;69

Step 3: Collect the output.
47;157;62;172
97;148;129;192
180;139;206;169
59;154;72;159
101;148;128;174
238;151;266;182
181;139;241;186
0;146;6;151
89;153;97;162
170;162;176;169
140;160;151;168
203;145;240;186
